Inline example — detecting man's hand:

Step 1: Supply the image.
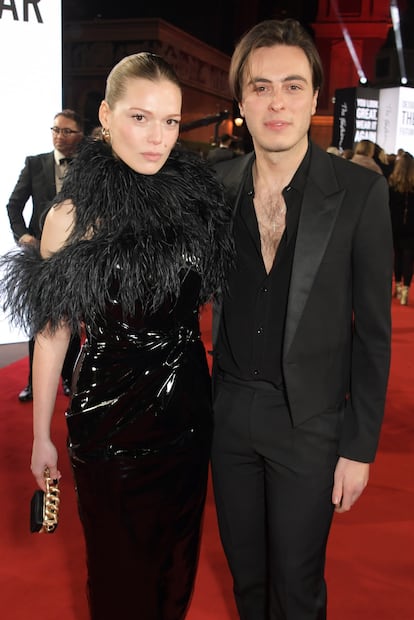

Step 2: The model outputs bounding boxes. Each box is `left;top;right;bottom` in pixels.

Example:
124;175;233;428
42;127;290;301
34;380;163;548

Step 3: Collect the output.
332;457;370;513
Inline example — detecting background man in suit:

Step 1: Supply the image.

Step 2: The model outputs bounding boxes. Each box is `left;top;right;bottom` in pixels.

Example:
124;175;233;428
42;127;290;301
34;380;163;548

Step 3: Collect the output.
210;19;393;620
6;109;84;401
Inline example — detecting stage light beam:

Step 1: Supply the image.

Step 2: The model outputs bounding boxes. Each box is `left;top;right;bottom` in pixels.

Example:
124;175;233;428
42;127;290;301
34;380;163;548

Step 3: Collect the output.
329;0;368;85
390;0;407;85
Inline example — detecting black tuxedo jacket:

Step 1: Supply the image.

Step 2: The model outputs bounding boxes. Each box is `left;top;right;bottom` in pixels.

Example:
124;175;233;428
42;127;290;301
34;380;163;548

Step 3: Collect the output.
6;151;57;241
213;142;393;463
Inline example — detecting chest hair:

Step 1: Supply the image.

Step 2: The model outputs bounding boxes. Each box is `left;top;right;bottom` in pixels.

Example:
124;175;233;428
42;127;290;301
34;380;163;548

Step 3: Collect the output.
253;188;286;274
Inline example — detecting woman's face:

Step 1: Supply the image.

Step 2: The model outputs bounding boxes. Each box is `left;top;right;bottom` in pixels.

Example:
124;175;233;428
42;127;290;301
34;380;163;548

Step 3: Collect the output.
99;76;182;174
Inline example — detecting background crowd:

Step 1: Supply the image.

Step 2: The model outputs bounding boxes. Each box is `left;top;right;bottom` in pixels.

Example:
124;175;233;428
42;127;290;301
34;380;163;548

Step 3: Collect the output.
327;138;414;306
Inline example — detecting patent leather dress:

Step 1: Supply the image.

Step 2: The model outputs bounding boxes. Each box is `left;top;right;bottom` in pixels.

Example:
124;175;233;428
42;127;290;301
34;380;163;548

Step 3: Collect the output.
66;271;212;620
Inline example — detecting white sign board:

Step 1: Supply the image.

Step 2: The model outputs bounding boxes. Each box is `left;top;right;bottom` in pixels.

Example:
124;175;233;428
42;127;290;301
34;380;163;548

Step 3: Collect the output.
377;86;414;155
0;0;62;344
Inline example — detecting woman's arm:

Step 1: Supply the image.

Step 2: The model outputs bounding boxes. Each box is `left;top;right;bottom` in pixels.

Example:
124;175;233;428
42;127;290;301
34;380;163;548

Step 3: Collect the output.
31;200;76;491
31;325;71;489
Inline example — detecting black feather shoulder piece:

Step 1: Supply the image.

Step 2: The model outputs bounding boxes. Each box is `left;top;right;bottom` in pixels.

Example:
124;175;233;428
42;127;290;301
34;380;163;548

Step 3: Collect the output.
0;138;233;336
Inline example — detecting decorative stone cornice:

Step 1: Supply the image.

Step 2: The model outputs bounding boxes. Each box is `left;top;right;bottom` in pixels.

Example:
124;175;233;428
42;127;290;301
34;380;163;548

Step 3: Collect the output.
64;18;231;99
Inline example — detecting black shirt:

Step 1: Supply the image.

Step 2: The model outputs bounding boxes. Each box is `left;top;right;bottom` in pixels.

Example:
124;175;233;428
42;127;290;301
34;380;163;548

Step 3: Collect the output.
215;146;311;387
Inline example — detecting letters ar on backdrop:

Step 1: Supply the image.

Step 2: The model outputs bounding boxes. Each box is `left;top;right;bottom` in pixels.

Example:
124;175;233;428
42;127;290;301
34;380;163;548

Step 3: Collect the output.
0;0;62;344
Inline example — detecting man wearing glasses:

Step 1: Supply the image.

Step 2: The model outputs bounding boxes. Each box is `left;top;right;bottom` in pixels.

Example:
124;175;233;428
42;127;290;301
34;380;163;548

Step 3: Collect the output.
6;109;83;402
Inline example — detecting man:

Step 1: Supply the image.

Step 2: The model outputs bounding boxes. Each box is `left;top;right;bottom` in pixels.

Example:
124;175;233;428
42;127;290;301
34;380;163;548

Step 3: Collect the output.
207;133;237;164
6;109;84;401
210;19;392;620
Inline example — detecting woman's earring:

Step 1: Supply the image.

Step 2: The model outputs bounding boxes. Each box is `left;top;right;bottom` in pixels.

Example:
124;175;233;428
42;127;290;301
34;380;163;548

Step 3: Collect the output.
102;127;111;142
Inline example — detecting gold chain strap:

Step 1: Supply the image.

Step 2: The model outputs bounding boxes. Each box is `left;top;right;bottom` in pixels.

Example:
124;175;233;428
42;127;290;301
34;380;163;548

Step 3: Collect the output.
42;467;60;533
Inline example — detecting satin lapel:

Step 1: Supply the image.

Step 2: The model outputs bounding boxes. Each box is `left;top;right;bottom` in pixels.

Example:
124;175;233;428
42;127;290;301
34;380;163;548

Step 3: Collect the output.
284;150;345;356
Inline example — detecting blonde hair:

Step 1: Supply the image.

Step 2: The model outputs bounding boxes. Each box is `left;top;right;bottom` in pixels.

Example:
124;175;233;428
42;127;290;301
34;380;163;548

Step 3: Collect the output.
326;146;341;156
354;139;375;158
105;52;181;109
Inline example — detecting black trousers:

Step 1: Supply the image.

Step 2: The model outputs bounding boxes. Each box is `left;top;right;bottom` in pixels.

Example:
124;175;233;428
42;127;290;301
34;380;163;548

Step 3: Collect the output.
28;333;81;386
211;373;341;620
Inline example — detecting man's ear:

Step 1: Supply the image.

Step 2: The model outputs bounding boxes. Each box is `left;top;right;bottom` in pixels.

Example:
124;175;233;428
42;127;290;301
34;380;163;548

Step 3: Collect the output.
311;89;319;116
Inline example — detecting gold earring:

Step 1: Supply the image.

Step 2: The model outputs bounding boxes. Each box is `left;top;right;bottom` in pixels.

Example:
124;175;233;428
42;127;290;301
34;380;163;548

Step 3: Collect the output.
102;127;111;142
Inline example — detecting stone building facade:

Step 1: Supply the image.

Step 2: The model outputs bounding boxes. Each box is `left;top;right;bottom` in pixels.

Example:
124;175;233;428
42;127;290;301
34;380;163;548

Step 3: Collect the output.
63;18;234;149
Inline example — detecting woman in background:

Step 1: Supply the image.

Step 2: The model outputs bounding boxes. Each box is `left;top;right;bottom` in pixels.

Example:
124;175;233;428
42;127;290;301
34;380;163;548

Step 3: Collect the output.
351;139;383;174
388;151;414;305
1;52;232;619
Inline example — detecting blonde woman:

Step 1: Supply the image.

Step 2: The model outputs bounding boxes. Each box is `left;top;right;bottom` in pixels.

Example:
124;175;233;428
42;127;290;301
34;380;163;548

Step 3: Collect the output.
2;52;233;619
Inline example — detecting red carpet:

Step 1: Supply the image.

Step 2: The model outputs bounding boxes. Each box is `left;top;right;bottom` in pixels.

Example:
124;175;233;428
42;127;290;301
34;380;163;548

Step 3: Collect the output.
0;300;413;619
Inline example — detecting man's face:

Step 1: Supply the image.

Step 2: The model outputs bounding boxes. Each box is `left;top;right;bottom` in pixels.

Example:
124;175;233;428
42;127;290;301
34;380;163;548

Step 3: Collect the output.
239;44;318;159
51;114;83;157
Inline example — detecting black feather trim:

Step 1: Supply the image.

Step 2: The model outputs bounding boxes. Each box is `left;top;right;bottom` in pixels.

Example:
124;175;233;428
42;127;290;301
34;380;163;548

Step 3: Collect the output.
0;139;233;336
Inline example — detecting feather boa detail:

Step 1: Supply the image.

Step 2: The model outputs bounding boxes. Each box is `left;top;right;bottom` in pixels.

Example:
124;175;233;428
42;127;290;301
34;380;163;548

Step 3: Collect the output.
0;139;233;336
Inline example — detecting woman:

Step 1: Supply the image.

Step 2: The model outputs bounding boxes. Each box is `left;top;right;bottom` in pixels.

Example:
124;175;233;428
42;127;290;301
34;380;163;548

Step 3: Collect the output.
1;53;232;619
351;139;383;174
388;151;414;305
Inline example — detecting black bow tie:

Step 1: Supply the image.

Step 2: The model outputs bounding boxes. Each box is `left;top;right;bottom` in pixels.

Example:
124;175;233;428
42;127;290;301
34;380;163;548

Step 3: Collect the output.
59;157;72;165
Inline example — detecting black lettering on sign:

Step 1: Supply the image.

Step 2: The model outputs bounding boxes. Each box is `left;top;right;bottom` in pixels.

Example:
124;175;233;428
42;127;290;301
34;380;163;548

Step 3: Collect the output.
24;0;43;22
0;0;18;19
0;0;43;23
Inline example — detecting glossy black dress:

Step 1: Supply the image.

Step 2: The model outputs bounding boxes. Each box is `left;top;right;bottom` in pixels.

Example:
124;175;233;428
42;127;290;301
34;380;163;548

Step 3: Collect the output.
0;139;232;620
69;271;212;619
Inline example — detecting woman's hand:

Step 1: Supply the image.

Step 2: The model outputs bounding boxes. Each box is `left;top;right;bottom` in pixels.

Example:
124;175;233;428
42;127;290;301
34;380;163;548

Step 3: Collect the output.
31;438;61;491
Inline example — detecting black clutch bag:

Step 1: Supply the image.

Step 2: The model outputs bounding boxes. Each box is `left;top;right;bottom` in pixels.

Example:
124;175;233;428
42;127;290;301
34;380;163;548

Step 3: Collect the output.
30;468;60;534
